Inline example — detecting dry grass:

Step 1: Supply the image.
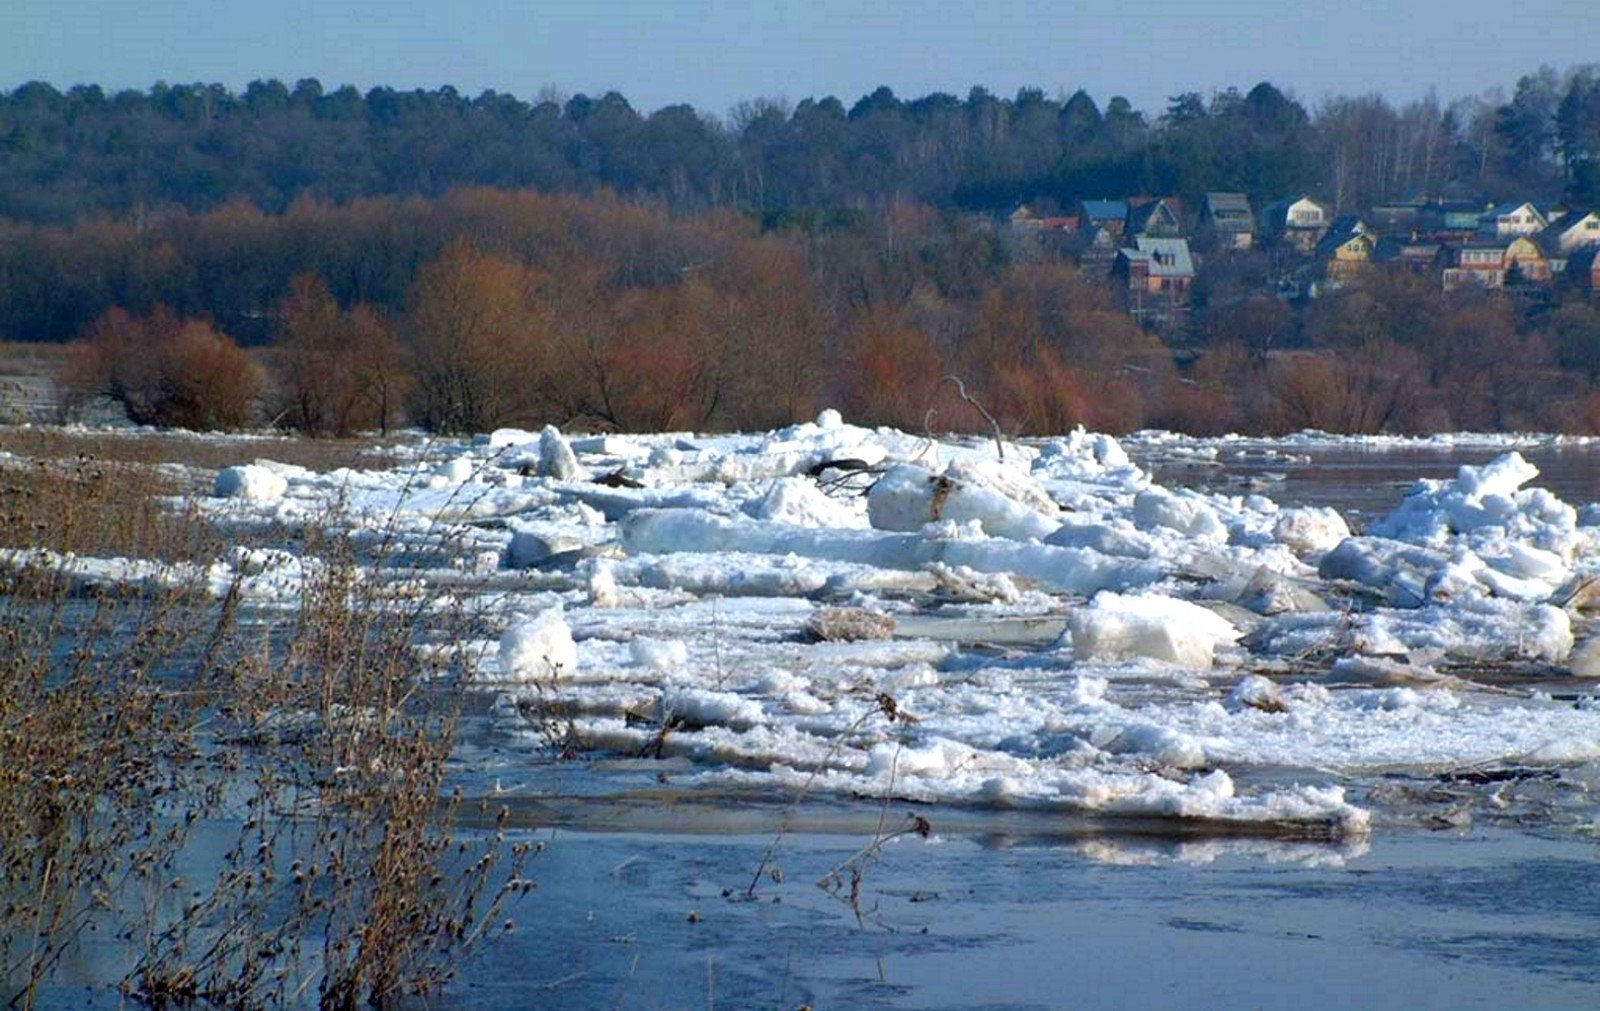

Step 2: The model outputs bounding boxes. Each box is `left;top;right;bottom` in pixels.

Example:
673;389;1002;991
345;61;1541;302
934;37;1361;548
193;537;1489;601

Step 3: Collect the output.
0;426;405;477
0;435;526;1009
0;454;206;563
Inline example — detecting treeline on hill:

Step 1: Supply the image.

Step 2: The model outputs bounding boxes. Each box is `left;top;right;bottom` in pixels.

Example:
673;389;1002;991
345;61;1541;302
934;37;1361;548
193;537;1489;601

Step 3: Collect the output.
2;67;1600;224
30;187;1600;437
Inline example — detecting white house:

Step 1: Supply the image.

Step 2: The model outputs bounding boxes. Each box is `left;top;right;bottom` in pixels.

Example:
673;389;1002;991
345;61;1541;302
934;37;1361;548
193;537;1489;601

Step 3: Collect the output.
1482;201;1547;238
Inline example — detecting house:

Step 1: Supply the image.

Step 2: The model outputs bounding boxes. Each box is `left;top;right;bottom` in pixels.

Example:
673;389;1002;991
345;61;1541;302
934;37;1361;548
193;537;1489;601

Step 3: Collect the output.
1007;203;1080;234
1373;235;1442;273
1543;210;1600;255
1262;195;1329;254
1113;236;1194;319
1479;201;1547;239
1538;202;1569;227
1078;200;1129;237
1565;247;1600;292
1315;227;1375;284
1443;240;1509;290
1421;201;1492;242
1200;192;1256;249
1008;204;1042;229
1502;235;1553;285
1533;227;1570;278
1369;199;1424;234
1321;216;1374;242
1125;197;1184;239
1071;224;1121;275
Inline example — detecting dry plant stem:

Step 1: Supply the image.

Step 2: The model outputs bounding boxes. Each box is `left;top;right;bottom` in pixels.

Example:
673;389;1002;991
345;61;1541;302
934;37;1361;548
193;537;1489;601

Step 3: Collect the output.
815;709;932;930
746;692;910;899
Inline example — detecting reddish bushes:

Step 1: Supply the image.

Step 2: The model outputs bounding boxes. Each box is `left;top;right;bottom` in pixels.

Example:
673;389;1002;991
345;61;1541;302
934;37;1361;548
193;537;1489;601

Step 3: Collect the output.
64;307;264;429
274;274;411;436
839;310;948;432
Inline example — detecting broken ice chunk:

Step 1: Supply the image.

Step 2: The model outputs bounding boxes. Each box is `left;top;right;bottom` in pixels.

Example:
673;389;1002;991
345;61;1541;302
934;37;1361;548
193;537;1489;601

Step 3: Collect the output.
1068;592;1242;667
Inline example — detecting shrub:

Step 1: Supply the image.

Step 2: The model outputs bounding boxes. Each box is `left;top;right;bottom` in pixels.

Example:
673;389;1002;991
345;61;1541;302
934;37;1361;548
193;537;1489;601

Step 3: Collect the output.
62;307;265;430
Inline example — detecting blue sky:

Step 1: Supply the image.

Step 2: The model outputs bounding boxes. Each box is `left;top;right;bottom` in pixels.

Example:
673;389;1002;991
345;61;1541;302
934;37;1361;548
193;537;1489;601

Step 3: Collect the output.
4;0;1595;115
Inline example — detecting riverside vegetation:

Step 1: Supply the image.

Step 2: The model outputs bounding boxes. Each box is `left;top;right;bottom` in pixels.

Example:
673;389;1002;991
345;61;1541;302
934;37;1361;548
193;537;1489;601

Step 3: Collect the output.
0;436;531;1009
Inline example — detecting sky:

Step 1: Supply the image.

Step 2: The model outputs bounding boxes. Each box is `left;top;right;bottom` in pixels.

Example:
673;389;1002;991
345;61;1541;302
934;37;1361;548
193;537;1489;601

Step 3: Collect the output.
4;0;1596;117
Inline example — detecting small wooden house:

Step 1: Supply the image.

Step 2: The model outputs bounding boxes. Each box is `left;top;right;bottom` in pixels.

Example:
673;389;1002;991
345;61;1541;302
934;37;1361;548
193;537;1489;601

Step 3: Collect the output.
1200;192;1256;249
1373;236;1442;273
1114;236;1195;319
1125;197;1184;239
1317;229;1376;284
1443;241;1509;290
1262;195;1329;254
1503;235;1552;284
1421;201;1492;242
1008;203;1080;234
1078;199;1129;237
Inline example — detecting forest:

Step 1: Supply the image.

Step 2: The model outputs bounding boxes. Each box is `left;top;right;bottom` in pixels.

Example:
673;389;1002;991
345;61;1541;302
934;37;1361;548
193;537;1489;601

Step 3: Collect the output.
3;68;1600;437
3;68;1599;223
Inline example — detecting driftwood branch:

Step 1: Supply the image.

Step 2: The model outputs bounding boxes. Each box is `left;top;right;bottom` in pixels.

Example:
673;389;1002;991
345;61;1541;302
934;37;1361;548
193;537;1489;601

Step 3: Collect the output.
942;375;1005;462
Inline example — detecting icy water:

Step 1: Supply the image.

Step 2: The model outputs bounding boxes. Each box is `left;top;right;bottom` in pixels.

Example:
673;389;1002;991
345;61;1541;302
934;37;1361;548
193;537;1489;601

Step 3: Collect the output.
432;441;1600;1010
22;431;1600;1007
1137;439;1600;527
433;827;1600;1011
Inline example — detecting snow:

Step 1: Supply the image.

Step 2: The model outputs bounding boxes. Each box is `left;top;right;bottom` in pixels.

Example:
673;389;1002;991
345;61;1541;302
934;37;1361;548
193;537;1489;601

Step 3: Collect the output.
538;425;586;481
214;464;288;502
1068;592;1242;667
1132;488;1228;544
745;476;865;529
630;637;689;671
866;463;1059;541
498;607;578;681
1273;507;1351;559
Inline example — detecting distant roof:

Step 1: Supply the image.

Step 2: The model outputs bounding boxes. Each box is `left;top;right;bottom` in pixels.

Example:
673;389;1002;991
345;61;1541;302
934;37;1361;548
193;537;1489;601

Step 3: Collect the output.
1080;199;1127;220
1261;195;1326;229
1372;236;1440;262
1555;209;1599;232
1203;192;1254;232
1488;201;1543;220
1132;236;1194;276
1205;192;1251;210
1126;198;1181;233
1569;247;1600;271
1533;227;1568;256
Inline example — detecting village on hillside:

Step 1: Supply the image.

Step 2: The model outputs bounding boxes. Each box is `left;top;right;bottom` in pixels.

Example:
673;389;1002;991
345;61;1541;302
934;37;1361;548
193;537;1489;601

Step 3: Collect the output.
1005;193;1600;327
